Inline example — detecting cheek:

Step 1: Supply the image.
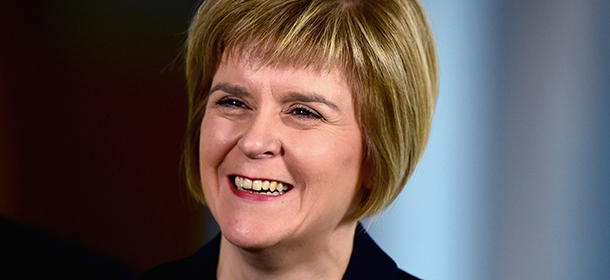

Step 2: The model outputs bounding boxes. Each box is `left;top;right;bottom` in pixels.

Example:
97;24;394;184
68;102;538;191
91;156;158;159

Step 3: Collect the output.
289;131;363;188
198;116;237;172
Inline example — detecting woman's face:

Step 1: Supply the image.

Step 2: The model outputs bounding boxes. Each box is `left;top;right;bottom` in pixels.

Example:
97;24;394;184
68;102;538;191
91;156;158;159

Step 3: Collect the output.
199;55;363;249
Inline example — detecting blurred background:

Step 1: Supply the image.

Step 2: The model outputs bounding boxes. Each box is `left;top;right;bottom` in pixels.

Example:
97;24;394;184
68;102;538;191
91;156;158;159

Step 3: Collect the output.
0;0;215;272
369;0;610;279
1;0;608;279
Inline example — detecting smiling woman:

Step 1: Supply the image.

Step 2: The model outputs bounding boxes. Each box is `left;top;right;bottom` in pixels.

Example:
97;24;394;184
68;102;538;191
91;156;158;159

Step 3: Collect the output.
143;0;438;279
200;56;363;257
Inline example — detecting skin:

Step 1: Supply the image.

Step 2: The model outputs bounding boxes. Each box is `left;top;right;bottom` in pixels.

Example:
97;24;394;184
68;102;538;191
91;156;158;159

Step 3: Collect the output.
199;54;364;280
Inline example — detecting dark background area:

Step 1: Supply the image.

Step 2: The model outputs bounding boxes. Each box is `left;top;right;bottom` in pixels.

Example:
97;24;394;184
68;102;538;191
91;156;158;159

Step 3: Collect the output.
0;0;217;271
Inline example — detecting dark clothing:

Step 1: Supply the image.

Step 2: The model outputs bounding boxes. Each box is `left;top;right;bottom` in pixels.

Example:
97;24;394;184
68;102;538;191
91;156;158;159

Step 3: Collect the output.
143;225;419;280
344;226;420;280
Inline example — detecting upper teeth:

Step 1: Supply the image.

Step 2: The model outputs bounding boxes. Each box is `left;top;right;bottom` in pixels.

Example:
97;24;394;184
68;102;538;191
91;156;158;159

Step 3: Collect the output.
234;176;290;195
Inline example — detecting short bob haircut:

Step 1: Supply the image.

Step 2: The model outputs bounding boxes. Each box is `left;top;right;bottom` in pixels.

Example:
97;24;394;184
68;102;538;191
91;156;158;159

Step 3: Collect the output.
183;0;438;221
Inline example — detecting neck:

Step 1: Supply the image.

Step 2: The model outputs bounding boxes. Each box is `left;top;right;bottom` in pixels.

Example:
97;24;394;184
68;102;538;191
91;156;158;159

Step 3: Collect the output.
216;222;358;280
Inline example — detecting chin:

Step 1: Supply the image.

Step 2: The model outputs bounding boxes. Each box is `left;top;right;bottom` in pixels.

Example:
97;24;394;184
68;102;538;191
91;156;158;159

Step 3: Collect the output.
217;214;289;251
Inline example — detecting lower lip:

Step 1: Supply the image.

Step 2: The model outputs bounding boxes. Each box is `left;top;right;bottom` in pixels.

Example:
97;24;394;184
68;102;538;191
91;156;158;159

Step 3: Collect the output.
228;178;288;202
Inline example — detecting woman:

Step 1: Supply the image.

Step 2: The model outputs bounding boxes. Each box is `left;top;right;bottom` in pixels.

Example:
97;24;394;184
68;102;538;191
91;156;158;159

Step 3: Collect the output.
145;0;437;279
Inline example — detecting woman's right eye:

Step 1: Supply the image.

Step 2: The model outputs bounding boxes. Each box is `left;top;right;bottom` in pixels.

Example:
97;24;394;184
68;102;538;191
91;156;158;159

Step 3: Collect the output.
216;97;247;108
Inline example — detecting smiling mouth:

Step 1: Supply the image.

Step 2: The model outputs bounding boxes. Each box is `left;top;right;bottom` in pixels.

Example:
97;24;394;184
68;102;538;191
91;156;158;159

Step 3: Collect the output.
231;175;293;196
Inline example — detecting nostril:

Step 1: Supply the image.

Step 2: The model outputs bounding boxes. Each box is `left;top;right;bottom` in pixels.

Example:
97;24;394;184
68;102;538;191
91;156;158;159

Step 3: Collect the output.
252;150;275;159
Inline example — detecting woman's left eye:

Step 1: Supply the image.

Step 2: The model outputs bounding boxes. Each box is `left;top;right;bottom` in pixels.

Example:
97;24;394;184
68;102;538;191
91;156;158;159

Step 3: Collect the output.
288;106;324;120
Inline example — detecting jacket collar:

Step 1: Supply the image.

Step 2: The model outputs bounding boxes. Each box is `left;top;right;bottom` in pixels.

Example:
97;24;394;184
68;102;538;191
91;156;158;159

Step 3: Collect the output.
146;223;410;279
343;223;402;279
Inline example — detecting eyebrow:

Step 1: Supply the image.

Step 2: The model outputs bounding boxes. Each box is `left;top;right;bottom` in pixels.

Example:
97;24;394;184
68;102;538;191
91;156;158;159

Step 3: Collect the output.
209;83;340;112
209;83;250;97
284;92;341;112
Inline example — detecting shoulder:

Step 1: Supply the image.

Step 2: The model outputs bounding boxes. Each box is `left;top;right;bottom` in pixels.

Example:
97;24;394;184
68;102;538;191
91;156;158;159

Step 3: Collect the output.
141;234;220;280
343;224;421;280
398;269;421;280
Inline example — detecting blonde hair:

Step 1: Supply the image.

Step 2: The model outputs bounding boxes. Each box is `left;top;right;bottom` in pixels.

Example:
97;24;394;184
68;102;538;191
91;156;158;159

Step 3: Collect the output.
183;0;438;220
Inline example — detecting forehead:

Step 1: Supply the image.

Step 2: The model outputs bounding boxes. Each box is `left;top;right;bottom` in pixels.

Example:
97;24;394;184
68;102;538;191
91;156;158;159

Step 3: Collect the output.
213;54;352;102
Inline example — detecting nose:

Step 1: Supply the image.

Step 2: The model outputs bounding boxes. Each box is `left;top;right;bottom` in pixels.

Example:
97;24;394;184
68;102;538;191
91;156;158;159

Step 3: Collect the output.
237;112;283;159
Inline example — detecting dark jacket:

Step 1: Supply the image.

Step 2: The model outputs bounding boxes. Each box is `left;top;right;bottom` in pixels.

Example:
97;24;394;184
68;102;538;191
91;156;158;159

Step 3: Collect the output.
143;225;419;280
